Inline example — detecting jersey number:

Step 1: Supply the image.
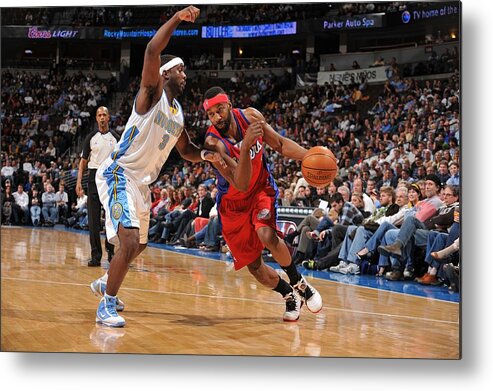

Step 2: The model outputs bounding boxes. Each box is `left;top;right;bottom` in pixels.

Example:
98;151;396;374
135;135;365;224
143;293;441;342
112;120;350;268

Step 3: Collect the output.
159;133;170;150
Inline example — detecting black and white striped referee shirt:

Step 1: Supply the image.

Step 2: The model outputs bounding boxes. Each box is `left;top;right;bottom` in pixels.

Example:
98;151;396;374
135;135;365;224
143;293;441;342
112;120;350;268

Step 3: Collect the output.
81;129;120;170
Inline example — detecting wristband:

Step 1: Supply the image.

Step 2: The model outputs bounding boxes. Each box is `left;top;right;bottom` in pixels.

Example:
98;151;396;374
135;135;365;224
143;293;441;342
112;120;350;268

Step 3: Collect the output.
200;150;209;160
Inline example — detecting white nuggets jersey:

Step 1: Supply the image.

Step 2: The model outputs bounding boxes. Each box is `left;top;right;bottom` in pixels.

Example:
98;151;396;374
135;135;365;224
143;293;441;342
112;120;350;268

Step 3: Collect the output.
96;91;184;244
100;91;184;185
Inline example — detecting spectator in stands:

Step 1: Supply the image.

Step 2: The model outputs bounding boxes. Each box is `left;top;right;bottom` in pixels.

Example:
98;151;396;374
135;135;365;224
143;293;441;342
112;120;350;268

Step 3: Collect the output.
371;57;385;67
353;177;375;214
420;221;459;286
281;189;297;206
380;182;458;281
168;184;215;245
1;159;16;186
1;185;14;224
29;187;42;226
41;184;57;226
13;184;30;225
323;186;397;274
151;188;170;218
446;161;460;185
68;188;89;229
55;182;69;224
377;168;398;190
337;185;351;202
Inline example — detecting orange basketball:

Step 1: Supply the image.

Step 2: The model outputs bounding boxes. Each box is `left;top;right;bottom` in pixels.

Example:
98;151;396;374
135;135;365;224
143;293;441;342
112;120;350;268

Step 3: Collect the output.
301;146;338;187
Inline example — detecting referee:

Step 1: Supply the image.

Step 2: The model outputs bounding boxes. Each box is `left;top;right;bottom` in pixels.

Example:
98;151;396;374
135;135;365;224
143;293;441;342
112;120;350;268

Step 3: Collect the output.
76;106;120;267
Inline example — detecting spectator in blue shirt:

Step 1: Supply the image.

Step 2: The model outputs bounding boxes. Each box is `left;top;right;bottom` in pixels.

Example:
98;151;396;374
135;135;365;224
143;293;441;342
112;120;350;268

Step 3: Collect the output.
446;161;459;186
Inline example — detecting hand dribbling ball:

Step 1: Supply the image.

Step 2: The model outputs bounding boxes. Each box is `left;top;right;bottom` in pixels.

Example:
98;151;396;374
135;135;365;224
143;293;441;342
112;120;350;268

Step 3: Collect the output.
301;146;338;187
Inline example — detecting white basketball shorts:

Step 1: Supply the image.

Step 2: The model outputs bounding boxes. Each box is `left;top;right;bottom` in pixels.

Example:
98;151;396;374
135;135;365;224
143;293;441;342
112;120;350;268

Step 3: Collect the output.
96;164;150;245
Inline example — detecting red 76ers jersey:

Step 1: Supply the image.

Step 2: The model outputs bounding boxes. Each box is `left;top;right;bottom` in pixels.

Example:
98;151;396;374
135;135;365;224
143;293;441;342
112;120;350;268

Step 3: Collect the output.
205;108;274;200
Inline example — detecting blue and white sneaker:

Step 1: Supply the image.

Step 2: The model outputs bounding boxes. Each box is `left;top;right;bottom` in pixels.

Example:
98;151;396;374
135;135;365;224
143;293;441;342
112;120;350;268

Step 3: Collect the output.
96;295;126;327
90;277;125;312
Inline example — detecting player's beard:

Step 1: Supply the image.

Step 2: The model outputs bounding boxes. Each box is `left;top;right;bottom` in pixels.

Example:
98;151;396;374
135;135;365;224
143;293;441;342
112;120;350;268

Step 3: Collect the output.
215;110;232;137
167;76;184;98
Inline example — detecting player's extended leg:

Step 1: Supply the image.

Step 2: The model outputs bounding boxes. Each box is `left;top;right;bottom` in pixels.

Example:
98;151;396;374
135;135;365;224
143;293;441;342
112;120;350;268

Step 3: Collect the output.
247;257;301;322
106;225;146;295
93;225;146;327
257;227;323;314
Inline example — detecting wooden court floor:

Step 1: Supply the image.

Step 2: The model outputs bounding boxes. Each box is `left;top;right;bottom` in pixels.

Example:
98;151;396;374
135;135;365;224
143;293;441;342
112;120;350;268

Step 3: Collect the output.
1;226;460;358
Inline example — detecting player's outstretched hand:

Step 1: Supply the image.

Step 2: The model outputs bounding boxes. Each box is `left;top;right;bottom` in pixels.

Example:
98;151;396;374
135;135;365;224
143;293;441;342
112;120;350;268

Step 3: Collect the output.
202;150;227;169
176;6;200;23
243;121;264;148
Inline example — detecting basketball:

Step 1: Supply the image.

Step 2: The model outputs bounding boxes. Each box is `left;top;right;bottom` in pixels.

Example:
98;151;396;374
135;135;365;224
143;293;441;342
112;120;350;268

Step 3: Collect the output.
301;146;338;187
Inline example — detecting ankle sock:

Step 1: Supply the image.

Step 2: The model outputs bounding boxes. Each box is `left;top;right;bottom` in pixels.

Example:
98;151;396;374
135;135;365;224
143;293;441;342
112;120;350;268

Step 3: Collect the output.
272;276;293;297
281;261;302;286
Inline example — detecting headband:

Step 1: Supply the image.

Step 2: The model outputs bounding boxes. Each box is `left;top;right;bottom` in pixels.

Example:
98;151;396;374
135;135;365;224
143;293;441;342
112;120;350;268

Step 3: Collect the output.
159;57;184;74
203;93;230;111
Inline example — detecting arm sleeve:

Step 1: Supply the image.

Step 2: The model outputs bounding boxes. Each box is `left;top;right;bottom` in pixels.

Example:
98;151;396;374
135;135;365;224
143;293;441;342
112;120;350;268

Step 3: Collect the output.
80;133;93;160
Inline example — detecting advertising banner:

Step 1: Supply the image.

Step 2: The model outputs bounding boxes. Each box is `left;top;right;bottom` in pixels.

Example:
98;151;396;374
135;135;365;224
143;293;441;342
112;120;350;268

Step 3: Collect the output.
317;66;388;85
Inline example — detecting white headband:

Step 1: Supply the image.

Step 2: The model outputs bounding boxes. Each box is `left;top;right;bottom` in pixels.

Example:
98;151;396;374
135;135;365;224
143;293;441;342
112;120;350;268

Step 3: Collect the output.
159;57;184;74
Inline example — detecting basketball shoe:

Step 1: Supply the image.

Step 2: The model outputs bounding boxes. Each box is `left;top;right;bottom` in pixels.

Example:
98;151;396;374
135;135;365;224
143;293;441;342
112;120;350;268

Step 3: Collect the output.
283;291;302;322
96;294;125;327
90;276;125;312
293;276;323;313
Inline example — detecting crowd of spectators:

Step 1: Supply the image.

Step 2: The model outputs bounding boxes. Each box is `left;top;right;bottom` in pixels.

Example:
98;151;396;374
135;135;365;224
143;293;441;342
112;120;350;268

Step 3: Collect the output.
202;4;328;24
1;8;53;26
1;68;117;226
4;5;316;27
325;46;458;78
71;7;134;27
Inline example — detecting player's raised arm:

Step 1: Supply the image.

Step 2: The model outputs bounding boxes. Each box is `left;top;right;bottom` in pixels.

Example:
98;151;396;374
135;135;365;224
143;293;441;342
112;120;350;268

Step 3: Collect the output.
244;107;308;161
135;5;200;115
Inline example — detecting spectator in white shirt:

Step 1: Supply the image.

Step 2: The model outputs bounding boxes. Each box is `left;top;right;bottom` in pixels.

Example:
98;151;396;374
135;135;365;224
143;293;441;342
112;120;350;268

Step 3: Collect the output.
69;189;89;228
1;160;16;184
13;184;30;225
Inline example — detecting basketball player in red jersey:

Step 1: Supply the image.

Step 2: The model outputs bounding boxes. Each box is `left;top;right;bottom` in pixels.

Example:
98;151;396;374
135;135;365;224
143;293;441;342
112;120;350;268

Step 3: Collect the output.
202;86;323;321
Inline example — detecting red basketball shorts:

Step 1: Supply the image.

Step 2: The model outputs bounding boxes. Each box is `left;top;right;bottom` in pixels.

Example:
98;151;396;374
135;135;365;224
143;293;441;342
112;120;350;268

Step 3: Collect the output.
219;187;277;270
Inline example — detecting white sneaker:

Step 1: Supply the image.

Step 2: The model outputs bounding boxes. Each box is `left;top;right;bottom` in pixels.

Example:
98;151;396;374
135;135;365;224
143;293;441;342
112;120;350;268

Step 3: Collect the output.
283;291;301;322
293;276;323;313
329;261;349;273
96;295;125;327
341;263;360;275
90;277;125;312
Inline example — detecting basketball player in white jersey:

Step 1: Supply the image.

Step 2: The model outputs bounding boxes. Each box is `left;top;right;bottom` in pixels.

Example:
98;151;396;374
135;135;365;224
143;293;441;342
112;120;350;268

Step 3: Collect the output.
90;6;225;327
